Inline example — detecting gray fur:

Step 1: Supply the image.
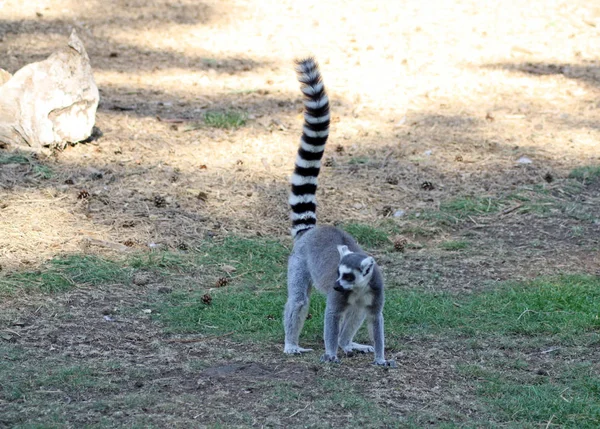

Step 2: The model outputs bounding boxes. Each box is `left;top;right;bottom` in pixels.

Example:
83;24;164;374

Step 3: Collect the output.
283;226;395;366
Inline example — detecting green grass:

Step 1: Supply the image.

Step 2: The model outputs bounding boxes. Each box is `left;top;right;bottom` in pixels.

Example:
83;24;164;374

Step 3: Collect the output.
5;241;599;345
159;267;600;344
386;275;600;339
0;255;131;296
342;223;390;248
459;363;600;428
129;250;193;271
262;378;396;428
159;288;292;338
569;165;600;183
153;238;296;338
7;242;598;345
439;240;469;251
201;57;218;66
202;110;247;129
194;236;288;287
0;354;120;403
136;236;311;339
313;378;395;426
412;181;598;228
411;196;507;227
0;153;31;164
397;224;442;239
0;152;53;179
228;88;259;95
32;164;53;179
348;156;369;165
2;234;600;427
1;236;287;297
440;196;503;218
40;365;101;391
0;349;155;428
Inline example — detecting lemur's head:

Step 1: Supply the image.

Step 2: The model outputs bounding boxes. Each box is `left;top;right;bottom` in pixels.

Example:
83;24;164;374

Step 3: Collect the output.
334;245;375;292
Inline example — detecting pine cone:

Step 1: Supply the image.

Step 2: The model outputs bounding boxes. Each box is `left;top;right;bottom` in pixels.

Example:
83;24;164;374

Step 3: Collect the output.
393;236;408;252
420;181;434;191
154;195;166;207
123;239;136;247
379;205;394;217
201;294;212;305
215;277;229;288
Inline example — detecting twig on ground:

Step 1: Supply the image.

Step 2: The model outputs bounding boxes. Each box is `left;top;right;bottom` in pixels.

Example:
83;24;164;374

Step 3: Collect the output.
156;116;185;123
84;238;131;252
289;403;310;418
540;346;561;354
467;215;486;227
500;204;523;216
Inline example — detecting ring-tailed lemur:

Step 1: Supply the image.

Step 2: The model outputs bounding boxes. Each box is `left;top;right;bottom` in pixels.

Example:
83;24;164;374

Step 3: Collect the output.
283;58;396;367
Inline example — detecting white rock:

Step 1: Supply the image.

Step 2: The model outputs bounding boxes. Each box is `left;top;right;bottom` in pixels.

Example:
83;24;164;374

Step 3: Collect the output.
0;69;11;86
394;116;407;127
0;30;99;151
517;156;533;164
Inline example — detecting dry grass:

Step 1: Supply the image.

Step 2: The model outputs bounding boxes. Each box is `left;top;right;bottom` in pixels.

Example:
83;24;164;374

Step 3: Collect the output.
1;0;600;271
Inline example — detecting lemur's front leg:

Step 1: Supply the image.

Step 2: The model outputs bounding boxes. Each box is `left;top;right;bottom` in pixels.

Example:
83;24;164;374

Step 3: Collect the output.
321;294;342;363
370;312;396;368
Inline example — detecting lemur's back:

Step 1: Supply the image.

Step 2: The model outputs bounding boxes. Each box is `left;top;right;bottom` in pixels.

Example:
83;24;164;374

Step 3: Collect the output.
292;225;362;293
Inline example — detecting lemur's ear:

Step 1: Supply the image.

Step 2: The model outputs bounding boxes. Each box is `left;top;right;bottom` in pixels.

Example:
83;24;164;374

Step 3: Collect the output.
360;257;375;276
337;245;352;259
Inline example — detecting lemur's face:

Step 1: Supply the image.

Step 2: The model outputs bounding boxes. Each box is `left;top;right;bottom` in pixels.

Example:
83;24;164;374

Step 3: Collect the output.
334;246;375;292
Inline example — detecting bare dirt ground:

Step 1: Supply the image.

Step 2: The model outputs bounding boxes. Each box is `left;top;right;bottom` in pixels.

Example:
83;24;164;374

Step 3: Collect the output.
1;0;599;271
1;0;600;427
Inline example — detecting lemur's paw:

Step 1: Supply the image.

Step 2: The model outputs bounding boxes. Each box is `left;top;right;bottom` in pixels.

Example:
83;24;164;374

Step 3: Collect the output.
320;354;341;364
373;359;397;368
284;345;313;355
342;342;374;354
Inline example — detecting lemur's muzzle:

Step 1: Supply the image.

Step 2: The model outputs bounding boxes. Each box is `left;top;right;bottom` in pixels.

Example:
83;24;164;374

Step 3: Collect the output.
333;281;346;292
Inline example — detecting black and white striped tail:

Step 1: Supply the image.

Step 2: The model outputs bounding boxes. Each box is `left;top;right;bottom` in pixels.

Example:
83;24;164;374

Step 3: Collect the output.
289;57;330;238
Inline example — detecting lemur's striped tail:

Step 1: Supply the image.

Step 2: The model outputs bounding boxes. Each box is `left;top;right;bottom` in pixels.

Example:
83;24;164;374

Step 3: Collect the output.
289;57;330;238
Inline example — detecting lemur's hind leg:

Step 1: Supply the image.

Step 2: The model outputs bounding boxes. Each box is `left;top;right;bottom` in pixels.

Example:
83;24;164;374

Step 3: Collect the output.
338;307;374;355
283;256;313;354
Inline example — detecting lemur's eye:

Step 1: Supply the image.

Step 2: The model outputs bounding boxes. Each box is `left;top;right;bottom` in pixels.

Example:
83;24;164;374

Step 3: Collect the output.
342;273;355;282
